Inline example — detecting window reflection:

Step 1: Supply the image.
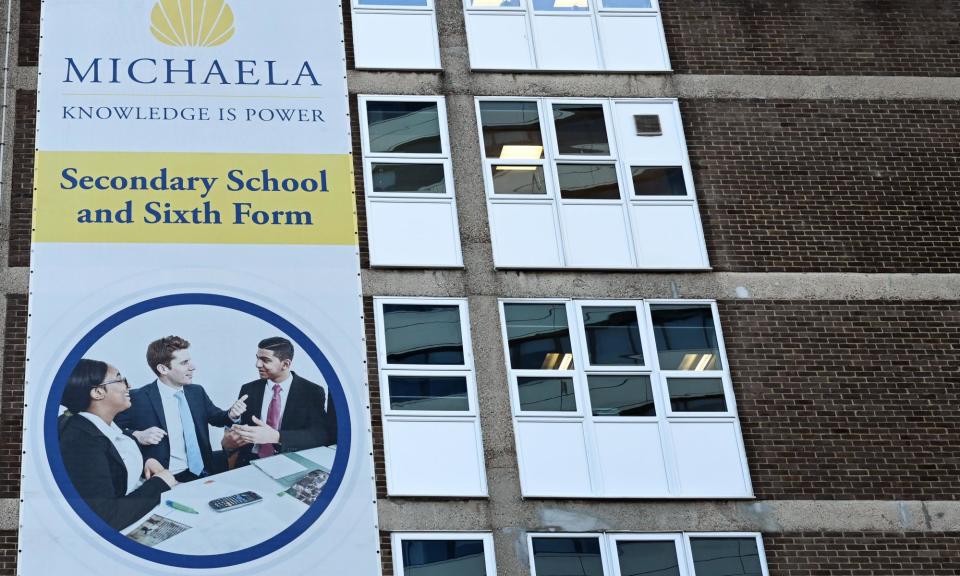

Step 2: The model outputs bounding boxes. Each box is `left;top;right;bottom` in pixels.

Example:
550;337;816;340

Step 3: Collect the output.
532;537;604;576
650;305;722;371
616;541;681;576
402;540;488;576
491;165;548;195
532;0;590;11
372;163;445;193
504;304;574;370
557;164;620;200
383;304;465;365
667;378;727;412
480;101;544;159
582;306;644;365
367;101;442;154
553;104;609;155
690;538;764;576
518;377;577;412
587;375;655;416
631;166;687;196
388;375;470;411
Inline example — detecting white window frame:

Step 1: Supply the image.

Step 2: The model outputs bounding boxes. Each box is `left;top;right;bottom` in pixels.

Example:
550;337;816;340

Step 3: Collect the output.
477;97;708;270
359;95;464;267
499;298;752;498
351;0;442;70
374;298;487;496
392;532;497;576
529;532;770;576
462;0;670;71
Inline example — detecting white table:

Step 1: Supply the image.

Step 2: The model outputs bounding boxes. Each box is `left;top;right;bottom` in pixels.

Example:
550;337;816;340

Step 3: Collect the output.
122;446;336;554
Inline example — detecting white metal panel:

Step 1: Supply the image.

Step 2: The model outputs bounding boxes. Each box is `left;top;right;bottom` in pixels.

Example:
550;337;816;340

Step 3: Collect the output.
612;101;685;166
516;420;592;496
465;13;534;70
368;200;462;267
630;204;708;269
597;15;669;71
560;203;634;268
669;421;750;497
385;419;487;496
489;202;563;268
594;422;670;496
353;12;441;70
531;16;601;70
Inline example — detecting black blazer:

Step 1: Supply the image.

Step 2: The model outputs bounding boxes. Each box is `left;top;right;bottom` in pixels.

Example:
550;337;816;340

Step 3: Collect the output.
235;372;336;465
59;414;169;530
115;381;233;474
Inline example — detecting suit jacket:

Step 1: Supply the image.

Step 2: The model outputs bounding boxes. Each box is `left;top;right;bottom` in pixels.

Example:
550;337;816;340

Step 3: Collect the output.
115;381;233;474
235;372;336;466
59;414;169;530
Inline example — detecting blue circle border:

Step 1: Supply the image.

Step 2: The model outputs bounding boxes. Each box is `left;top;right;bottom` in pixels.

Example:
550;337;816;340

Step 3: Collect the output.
43;293;352;569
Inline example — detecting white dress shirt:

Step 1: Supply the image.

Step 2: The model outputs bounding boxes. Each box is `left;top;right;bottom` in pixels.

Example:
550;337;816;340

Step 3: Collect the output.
156;381;189;474
79;412;144;495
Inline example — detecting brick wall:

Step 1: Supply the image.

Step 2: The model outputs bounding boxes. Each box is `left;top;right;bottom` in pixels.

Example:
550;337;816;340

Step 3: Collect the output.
686;99;960;273
722;300;960;500
0;296;27;499
17;0;40;67
661;0;960;77
9;91;36;268
364;298;388;498
0;531;17;576
764;532;960;575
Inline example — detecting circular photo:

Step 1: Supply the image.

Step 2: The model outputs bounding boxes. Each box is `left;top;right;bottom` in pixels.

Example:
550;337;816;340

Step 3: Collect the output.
45;294;349;568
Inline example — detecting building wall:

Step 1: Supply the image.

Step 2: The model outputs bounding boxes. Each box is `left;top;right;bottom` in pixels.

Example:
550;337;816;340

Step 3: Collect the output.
2;0;959;575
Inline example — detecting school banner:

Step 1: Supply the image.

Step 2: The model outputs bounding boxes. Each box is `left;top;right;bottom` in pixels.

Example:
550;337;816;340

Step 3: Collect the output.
18;1;380;574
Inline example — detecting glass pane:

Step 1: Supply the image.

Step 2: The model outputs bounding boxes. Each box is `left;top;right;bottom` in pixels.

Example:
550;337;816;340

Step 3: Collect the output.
582;306;644;365
553;104;609;155
402;539;487;576
631;167;688;196
491;165;547;195
650;305;722;371
616;541;681;576
588;375;655;417
532;0;590;11
383;304;465;365
388;375;469;411
690;538;763;576
471;0;521;5
668;378;727;412
359;0;428;4
366;101;441;154
371;163;445;193
479;101;544;159
602;0;652;7
517;377;577;412
557;164;620;200
532;537;603;576
503;303;574;370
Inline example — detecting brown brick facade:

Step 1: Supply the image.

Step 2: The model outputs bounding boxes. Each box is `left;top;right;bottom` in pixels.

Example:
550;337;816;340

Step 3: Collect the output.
9;91;36;269
722;300;960;500
661;0;960;77
16;0;40;67
0;296;27;499
764;532;960;575
687;99;960;273
0;531;17;576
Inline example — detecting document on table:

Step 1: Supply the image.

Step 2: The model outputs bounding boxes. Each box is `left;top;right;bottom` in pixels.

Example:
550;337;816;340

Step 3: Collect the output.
252;454;309;479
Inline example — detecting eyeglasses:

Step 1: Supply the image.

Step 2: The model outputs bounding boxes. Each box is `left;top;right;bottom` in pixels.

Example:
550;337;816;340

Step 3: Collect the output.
98;376;130;389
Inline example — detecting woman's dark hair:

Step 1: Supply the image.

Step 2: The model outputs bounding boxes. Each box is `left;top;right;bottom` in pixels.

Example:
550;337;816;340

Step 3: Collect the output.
61;359;109;414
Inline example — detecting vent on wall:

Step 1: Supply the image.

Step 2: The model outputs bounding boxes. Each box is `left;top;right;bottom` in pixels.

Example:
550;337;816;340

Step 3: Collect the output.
634;114;662;136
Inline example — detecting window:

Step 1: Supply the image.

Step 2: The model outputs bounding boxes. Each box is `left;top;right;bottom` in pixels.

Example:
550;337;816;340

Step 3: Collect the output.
392;533;497;576
463;0;670;71
352;0;441;69
529;533;769;576
478;98;709;270
374;298;486;496
500;300;751;498
360;96;463;267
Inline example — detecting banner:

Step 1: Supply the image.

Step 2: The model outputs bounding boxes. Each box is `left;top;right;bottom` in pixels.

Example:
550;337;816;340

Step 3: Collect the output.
18;1;380;574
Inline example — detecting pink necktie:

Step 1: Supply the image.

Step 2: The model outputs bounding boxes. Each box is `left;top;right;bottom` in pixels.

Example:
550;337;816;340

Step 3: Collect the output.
258;383;282;458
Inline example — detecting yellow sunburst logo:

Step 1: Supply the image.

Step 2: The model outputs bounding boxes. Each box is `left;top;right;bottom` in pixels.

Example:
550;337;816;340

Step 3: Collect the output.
150;0;235;47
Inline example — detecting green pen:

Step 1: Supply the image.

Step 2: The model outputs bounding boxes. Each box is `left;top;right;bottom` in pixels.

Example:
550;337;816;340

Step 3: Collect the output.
165;500;199;514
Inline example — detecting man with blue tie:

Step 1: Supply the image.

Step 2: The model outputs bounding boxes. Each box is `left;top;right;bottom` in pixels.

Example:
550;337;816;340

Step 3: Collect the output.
117;335;248;482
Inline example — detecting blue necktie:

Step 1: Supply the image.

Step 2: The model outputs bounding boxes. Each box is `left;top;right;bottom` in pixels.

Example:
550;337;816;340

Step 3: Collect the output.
175;389;204;476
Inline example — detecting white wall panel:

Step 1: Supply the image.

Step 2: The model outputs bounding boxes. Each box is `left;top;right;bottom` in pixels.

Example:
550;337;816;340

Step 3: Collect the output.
385;420;486;496
630;204;707;269
531;16;600;70
465;13;534;70
613;102;685;166
594;422;670;496
598;15;669;71
353;12;440;70
560;203;634;268
368;200;461;267
516;421;592;496
489;203;563;268
669;421;750;497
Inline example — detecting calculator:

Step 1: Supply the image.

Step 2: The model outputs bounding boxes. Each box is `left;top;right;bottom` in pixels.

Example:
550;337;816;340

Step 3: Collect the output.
208;491;263;512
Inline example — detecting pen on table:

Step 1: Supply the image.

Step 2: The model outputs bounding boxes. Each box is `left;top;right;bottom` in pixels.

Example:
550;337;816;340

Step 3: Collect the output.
166;500;199;514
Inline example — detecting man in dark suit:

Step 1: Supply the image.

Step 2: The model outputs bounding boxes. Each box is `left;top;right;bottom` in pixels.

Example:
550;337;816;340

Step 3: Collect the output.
225;336;336;467
117;335;248;481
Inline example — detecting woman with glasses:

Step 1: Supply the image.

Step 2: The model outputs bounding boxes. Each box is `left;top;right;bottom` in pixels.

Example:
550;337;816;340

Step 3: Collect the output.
59;358;179;530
